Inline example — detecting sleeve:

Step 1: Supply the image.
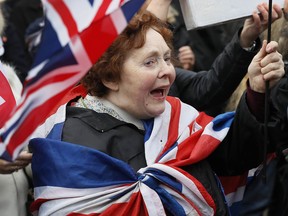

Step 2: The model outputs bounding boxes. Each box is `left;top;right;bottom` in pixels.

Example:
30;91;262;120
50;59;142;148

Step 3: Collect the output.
170;30;260;116
208;87;288;176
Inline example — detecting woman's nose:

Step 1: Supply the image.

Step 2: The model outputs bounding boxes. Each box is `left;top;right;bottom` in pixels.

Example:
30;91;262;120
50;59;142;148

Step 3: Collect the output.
157;59;175;79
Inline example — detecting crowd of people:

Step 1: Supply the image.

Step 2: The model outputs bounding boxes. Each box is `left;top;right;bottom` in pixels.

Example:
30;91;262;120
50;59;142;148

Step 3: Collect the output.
0;0;287;215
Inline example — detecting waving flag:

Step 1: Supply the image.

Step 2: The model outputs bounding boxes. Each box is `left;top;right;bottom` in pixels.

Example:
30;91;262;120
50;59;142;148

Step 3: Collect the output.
0;0;145;160
29;93;235;215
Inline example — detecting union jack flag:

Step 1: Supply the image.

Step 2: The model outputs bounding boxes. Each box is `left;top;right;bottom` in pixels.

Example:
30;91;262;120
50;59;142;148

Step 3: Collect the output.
29;91;235;215
0;0;145;160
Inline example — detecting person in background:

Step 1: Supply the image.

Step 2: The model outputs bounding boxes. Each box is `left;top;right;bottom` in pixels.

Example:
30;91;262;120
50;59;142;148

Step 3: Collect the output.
168;1;244;72
229;1;288;215
0;0;43;82
166;4;196;70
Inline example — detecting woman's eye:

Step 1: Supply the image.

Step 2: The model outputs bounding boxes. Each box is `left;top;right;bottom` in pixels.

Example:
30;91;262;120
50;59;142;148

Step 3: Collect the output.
144;58;157;66
165;56;171;63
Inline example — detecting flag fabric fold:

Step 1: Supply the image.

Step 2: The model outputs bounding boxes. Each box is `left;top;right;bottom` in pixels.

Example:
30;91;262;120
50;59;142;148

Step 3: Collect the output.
30;95;235;215
0;0;145;161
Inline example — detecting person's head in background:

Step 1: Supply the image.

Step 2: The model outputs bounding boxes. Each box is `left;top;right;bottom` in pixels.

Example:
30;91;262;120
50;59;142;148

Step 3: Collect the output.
81;10;176;120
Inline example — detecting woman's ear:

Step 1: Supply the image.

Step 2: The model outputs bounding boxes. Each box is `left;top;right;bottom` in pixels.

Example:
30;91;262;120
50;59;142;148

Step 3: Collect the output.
102;80;119;91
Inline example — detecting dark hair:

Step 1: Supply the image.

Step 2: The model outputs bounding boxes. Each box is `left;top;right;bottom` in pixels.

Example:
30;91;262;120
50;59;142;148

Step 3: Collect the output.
81;10;174;97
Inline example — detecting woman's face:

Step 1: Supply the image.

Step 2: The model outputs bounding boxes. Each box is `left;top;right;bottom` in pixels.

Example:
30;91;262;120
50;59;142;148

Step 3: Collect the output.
106;28;176;119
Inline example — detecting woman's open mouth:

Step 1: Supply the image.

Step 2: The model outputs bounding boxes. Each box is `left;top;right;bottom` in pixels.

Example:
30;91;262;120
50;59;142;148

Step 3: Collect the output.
150;88;166;99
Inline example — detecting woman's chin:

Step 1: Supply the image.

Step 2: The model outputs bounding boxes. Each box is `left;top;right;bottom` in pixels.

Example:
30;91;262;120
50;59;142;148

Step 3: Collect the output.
149;106;166;118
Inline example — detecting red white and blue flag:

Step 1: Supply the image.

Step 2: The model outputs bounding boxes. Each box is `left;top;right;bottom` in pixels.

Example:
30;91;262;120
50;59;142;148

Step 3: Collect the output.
0;0;145;160
29;94;234;215
220;153;276;216
219;172;251;215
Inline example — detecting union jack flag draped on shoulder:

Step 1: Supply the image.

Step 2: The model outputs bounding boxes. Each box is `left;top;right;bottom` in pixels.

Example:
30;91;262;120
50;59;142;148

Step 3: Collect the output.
29;92;235;215
0;0;145;160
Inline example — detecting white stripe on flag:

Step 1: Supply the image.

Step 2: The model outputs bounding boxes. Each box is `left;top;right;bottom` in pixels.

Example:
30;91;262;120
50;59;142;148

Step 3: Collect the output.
203;123;230;141
63;0;102;32
225;185;246;207
110;7;128;34
145;101;171;165
46;1;70;46
34;184;127;200
107;0;122;14
140;181;166;216
0;96;5;106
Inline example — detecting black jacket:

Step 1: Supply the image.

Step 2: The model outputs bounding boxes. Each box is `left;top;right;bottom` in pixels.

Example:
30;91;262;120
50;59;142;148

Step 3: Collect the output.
170;32;261;116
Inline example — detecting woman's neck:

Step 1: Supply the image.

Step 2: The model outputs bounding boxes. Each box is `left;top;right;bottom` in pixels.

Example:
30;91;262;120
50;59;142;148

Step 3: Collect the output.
76;94;144;130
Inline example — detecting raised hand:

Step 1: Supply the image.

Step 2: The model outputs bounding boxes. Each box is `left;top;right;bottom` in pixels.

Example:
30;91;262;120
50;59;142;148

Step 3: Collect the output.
248;40;284;92
240;3;282;48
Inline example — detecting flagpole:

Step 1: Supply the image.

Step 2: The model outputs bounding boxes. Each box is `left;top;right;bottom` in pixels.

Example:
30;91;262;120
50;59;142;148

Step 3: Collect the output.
262;0;273;183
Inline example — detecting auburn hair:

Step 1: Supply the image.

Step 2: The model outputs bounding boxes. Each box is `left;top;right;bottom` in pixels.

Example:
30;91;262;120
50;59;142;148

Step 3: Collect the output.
81;10;174;97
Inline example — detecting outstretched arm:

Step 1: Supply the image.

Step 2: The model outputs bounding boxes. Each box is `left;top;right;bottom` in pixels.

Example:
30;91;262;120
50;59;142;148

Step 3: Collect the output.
146;0;171;21
209;41;285;175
